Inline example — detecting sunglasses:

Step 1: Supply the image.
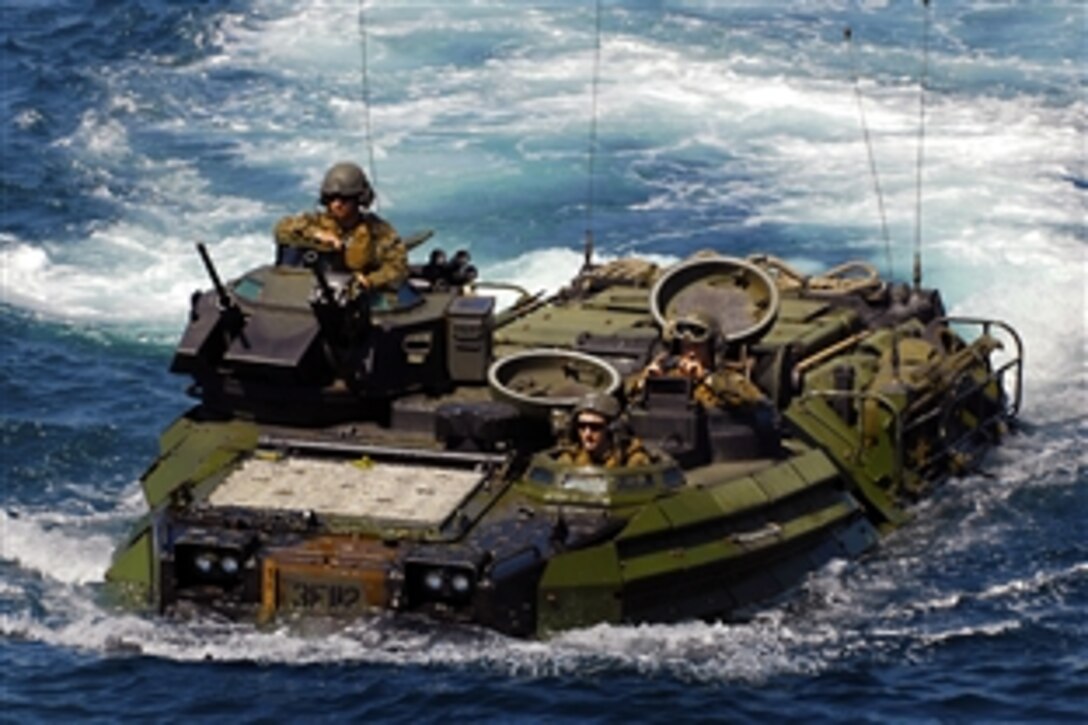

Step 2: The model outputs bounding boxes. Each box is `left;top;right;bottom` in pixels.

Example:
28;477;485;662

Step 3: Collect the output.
321;193;357;205
576;420;606;432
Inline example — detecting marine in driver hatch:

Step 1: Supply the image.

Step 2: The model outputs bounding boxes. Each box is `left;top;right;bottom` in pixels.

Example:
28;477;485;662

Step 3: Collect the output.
274;161;408;291
556;392;651;468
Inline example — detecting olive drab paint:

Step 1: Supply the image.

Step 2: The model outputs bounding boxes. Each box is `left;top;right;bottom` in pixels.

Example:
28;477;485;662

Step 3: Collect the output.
106;247;1022;637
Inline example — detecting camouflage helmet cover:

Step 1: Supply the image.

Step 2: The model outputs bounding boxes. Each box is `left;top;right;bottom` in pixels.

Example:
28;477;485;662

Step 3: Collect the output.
572;391;622;421
320;161;375;208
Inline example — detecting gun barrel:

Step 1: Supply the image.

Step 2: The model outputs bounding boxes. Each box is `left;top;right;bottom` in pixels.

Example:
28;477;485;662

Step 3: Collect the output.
196;243;233;309
403;229;435;251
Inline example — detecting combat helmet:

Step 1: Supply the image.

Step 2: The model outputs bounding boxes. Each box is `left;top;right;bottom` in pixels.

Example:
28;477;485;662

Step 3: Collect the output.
567;391;622;444
572;391;622;421
320;161;375;208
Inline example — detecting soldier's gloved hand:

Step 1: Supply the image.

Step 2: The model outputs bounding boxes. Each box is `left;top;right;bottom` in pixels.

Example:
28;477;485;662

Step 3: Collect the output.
312;228;344;250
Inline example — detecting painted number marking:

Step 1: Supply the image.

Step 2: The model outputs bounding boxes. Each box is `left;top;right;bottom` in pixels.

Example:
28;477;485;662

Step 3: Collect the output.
287;581;363;610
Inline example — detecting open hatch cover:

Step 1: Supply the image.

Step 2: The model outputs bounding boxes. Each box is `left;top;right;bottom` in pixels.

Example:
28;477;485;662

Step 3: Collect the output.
207;456;484;527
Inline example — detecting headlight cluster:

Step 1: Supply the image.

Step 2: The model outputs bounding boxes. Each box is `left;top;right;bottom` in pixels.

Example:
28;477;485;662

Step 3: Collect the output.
416;565;475;603
180;545;249;586
193;550;242;577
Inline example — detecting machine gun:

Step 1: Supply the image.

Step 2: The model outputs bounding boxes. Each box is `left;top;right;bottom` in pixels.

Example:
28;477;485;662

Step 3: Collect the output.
197;243;238;313
195;242;246;341
307;262;371;349
417;247;478;290
310;259;338;307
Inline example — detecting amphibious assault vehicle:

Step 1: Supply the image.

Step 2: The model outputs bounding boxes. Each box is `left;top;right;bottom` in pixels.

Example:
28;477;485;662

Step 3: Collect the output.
105;237;1022;637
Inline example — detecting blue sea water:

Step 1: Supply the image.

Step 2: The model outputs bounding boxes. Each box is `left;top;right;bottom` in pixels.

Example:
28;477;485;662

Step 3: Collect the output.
1;1;1085;721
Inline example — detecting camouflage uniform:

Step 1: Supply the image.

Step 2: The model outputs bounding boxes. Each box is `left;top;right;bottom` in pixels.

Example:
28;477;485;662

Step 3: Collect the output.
555;391;653;468
555;438;653;468
699;368;766;409
274;211;408;291
637;353;765;410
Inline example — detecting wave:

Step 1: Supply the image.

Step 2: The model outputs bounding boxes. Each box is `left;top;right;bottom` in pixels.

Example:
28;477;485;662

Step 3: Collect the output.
5;553;1079;682
1;4;1080;366
0;509;122;587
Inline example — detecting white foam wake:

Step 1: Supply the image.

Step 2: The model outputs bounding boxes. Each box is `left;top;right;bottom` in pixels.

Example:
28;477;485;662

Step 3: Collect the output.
0;509;116;587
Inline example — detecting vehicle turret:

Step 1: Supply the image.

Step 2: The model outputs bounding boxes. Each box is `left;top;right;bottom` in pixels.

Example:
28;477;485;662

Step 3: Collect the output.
172;242;496;425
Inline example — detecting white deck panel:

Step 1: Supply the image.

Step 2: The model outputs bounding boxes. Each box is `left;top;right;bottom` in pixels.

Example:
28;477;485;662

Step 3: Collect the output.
207;456;483;526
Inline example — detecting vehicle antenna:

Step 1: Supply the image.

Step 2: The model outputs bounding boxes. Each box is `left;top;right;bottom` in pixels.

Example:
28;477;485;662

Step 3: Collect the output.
913;0;932;290
357;0;379;210
583;0;604;268
844;26;894;281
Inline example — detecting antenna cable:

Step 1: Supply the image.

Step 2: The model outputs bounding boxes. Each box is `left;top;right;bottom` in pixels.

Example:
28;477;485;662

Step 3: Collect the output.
913;0;932;289
845;27;894;281
584;0;604;261
358;1;379;210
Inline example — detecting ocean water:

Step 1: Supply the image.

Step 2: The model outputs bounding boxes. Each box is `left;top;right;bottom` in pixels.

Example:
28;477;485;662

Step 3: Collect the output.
1;1;1085;721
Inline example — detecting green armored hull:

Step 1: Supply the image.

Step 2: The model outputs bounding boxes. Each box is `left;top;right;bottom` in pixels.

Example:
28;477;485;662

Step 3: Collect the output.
106;245;1021;637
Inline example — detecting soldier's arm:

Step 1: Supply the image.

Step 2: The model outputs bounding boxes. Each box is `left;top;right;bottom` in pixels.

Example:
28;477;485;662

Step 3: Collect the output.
274;213;312;245
361;219;409;290
647;352;669;376
627;452;652;467
629;352;668;397
624;440;653;467
706;370;766;406
274;213;339;250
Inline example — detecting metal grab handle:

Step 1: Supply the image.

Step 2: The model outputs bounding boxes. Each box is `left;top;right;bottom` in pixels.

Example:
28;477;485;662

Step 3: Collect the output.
938;316;1024;418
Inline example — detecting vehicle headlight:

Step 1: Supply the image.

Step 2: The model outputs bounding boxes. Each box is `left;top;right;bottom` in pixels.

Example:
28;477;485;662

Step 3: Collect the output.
450;572;472;595
194;552;217;574
182;547;248;584
423;569;445;592
173;528;257;591
219;555;240;575
409;563;477;606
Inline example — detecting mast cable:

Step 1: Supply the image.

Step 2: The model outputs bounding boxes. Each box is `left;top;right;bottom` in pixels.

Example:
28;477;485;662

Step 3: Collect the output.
583;0;604;266
358;0;379;210
844;27;894;281
913;0;932;289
